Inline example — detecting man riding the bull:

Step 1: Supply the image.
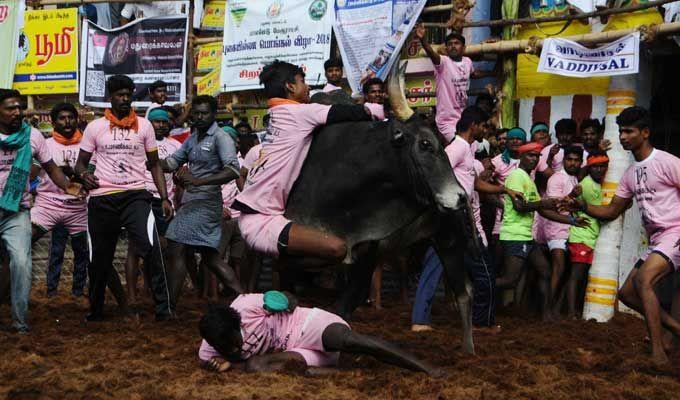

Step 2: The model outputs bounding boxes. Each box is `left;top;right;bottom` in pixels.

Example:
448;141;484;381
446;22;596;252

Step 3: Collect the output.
232;60;374;262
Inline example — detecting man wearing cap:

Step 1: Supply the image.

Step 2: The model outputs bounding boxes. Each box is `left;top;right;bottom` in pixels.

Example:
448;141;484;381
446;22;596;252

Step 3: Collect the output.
495;141;570;319
566;152;608;318
125;108;181;304
530;122;551;148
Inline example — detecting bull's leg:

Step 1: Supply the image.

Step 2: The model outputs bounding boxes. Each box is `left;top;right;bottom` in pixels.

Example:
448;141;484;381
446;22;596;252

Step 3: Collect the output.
335;243;379;320
434;242;474;355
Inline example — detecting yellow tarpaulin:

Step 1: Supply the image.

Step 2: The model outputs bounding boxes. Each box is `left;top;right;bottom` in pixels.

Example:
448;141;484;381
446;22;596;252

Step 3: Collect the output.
13;9;78;94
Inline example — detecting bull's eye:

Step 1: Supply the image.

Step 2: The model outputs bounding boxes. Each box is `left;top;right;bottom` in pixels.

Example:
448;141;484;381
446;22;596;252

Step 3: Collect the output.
419;139;434;152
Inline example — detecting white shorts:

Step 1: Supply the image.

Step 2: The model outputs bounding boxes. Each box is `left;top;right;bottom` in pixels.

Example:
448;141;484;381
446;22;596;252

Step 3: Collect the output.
547;239;567;251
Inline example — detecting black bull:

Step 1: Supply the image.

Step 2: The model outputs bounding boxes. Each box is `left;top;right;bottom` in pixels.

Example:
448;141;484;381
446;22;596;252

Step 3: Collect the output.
283;114;479;354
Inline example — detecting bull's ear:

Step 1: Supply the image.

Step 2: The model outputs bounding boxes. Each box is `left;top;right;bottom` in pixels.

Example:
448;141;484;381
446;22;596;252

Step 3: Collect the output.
391;128;406;147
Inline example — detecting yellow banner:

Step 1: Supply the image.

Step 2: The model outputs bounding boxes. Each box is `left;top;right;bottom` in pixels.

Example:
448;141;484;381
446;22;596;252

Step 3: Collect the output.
196;42;222;73
13;9;78;94
405;76;436;107
201;1;226;31
197;68;221;96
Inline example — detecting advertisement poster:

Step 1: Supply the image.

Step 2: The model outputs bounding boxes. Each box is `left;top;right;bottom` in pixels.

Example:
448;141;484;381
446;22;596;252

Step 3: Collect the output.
334;0;426;94
201;0;226;31
79;16;189;108
196;41;222;72
220;0;333;92
405;75;435;107
197;68;220;96
13;9;78;94
537;32;639;78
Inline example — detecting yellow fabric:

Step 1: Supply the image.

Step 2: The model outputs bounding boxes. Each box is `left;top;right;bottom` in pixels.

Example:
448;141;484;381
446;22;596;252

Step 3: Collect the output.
603;8;662;32
516;21;610;99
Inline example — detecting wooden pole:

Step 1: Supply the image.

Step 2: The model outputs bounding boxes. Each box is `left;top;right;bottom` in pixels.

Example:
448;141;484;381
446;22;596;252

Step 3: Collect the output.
422;0;674;29
186;3;195;100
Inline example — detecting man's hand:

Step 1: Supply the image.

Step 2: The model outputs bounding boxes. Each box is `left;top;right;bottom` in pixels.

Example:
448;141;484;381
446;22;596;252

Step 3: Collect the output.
176;167;198;188
414;23;426;41
505;188;525;204
548;144;560;161
282;291;298;313
541;197;560;210
598;139;612;152
78;171;99;190
204;357;231;373
222;207;232;220
557;197;585;213
161;199;174;220
569;184;582;199
65;181;87;200
572;216;590;228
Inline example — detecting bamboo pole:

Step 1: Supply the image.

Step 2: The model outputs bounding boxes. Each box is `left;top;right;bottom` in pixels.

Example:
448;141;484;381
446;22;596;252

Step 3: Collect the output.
186;3;195;100
463;21;680;56
422;0;674;28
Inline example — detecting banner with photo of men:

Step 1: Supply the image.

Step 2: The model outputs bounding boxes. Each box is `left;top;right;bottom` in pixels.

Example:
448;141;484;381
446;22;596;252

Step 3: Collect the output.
79;16;189;108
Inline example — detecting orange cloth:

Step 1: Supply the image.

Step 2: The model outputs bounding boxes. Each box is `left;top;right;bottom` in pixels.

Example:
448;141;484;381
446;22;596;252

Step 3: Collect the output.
51;129;82;146
104;109;138;132
586;155;609;167
267;98;300;108
518;142;543;154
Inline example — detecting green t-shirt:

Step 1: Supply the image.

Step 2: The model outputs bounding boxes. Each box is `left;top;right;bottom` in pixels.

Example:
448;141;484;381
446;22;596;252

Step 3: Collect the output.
500;168;540;241
568;175;602;248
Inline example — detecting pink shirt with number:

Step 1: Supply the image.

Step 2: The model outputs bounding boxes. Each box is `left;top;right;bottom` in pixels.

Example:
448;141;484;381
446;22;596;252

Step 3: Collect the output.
433;56;473;143
616;149;680;241
80;117;158;197
445;135;476;197
34;138;86;211
236;103;331;215
144;137;181;199
536;170;578;242
0;128;51;208
472;160;488;247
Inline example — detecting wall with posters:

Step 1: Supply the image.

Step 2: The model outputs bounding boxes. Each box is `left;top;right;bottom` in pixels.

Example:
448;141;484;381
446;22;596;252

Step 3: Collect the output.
13;9;78;94
201;0;225;31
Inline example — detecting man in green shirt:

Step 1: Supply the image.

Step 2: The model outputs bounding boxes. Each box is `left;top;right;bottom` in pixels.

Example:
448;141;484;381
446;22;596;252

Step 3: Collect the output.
566;153;608;318
495;141;580;319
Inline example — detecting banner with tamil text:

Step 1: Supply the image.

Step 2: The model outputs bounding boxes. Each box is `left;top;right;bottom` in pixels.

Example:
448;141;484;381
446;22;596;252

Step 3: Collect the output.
14;9;78;94
537;32;639;78
220;0;333;92
79;16;188;108
334;0;427;95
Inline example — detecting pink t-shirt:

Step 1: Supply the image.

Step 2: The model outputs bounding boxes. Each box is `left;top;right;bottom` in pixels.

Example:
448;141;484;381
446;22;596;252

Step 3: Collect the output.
536;170;578;242
80;117;158;197
144;137;181;199
242;143;262;171
0;128;51;209
34;138;86;211
222;155;244;218
236;103;331;214
616;149;680;241
198;294;311;361
433;56;473;143
364;102;386;121
445;135;476;197
537;143;563;173
472;160;488;247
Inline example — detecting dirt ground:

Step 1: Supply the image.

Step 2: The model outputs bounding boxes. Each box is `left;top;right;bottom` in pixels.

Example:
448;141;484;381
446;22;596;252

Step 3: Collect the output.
1;285;680;400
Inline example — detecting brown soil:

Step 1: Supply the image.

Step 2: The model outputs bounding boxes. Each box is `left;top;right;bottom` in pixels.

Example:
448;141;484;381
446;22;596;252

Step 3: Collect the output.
1;286;679;400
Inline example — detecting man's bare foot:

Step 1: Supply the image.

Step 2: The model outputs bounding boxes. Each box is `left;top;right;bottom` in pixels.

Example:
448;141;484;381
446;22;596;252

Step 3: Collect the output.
473;325;502;336
411;324;433;332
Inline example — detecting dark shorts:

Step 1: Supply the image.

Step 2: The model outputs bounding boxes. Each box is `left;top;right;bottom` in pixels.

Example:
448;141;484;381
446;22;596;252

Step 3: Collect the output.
501;240;534;259
151;198;169;236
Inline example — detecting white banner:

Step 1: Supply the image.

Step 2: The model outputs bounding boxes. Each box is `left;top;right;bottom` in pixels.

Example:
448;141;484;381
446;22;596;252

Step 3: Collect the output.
334;0;426;95
220;0;333;92
537;32;639;78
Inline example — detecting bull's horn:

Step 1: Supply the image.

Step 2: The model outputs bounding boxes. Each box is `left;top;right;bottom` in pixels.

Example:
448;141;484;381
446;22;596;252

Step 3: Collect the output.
387;61;414;121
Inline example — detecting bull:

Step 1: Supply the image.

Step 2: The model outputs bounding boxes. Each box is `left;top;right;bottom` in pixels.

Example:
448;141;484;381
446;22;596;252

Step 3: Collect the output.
281;63;478;354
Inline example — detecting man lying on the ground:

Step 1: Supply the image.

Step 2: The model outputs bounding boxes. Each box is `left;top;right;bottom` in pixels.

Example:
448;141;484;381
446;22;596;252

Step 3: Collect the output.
197;292;442;376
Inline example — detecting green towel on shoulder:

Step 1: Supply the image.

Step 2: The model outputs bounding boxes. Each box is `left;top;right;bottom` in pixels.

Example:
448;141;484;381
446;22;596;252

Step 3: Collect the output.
0;123;32;212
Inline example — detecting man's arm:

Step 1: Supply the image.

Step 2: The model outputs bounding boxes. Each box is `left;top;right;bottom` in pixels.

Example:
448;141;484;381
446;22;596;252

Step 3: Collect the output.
147;150;173;218
579;195;632;221
43;160;85;198
537;209;589;227
414;23;441;65
326;104;372;124
180;167;239;188
476;177;524;202
511;196;558;213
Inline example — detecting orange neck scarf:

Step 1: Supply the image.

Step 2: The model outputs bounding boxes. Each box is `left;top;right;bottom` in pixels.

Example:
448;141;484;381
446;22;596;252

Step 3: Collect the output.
104;109;138;132
51;129;83;146
267;98;300;108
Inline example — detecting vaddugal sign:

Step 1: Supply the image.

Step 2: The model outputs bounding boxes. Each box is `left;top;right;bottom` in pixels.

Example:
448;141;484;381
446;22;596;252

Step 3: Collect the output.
13;9;78;94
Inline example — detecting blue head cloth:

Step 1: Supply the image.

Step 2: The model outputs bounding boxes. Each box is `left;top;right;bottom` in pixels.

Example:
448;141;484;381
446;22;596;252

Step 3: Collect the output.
222;125;239;141
147;108;170;122
263;290;289;312
501;127;527;164
530;123;549;135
